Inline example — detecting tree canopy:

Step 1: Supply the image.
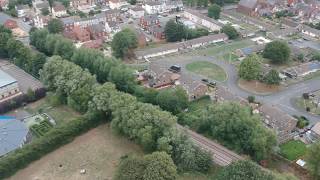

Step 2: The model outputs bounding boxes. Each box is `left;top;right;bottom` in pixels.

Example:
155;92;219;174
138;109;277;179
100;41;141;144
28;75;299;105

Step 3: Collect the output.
47;19;64;34
263;41;290;64
111;28;138;59
306;141;320;179
208;4;221;19
239;54;261;81
221;24;239;39
263;69;281;85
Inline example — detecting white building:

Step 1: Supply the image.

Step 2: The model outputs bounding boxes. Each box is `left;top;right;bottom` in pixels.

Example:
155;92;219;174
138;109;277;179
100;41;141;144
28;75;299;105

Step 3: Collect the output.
143;1;165;14
184;9;222;32
129;6;145;19
33;15;51;28
109;0;128;9
15;5;30;17
0;70;21;102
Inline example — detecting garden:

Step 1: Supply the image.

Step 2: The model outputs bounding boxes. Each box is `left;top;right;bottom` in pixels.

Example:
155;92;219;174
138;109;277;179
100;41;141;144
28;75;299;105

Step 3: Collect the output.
280;140;307;161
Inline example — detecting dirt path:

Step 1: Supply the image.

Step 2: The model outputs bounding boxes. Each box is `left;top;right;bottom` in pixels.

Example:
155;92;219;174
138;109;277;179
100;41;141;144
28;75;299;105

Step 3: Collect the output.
8;124;142;180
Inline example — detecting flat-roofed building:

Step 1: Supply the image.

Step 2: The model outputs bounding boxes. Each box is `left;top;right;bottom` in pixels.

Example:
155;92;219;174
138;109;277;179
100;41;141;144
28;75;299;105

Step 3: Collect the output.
0;70;20;102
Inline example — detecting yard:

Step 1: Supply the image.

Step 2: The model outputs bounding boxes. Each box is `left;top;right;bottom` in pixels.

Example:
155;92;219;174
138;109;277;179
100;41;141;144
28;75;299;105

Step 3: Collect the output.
8;124;143;180
238;79;282;95
186;61;227;82
295;98;320;115
280;140;307;161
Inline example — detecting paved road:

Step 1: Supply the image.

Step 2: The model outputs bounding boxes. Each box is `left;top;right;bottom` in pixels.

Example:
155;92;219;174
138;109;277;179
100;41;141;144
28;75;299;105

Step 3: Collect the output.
178;125;244;166
151;51;320;124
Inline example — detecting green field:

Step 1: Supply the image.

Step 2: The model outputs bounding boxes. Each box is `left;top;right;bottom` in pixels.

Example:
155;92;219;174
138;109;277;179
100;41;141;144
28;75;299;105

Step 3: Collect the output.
195;40;254;57
280;140;307;161
186;61;227;82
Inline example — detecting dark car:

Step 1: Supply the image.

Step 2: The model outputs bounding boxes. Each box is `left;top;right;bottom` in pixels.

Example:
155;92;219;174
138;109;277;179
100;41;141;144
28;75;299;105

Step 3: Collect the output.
202;79;216;87
169;65;181;73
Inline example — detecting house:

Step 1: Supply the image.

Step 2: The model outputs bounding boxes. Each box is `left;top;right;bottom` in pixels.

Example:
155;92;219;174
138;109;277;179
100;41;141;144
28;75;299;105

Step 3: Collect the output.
0;116;29;157
70;0;93;8
143;1;165;14
310;122;320;139
299;25;320;39
237;0;258;16
140;14;160;32
73;25;91;42
147;63;180;88
179;76;208;100
88;24;108;39
15;5;30;17
106;21;120;33
150;25;165;39
33;15;51;28
4;19;18;29
135;33;228;59
104;9;121;22
33;0;50;15
61;16;80;31
0;0;8;10
109;0;128;9
129;6;145;19
258;104;297;143
282;61;320;78
215;86;248;105
165;0;183;12
138;32;147;47
52;2;67;17
0;70;21;102
184;9;222;32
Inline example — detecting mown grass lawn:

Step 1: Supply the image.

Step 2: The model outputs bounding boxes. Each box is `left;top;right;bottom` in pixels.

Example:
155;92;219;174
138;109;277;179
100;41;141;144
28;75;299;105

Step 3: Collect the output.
280;140;307;161
186;61;227;82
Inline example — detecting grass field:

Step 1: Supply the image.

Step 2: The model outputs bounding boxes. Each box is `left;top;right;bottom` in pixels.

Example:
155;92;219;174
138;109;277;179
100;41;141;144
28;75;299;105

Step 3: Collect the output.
186;61;227;82
195;40;254;57
9;124;143;180
280;140;307;161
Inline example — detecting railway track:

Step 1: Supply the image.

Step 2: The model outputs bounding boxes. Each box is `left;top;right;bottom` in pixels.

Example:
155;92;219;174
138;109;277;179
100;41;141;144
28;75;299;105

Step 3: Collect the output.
178;125;244;166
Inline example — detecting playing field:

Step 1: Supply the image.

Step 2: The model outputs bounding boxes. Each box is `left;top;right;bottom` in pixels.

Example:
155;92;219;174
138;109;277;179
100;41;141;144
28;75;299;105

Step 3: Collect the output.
186;61;227;82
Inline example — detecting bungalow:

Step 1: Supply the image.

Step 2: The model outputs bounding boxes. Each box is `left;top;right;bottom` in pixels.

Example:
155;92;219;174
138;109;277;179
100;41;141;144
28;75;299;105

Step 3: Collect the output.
147;63;180;88
129;6;145;19
184;9;222;32
309;122;320;140
258;104;297;143
282;61;320;79
179;76;208;100
299;25;320;39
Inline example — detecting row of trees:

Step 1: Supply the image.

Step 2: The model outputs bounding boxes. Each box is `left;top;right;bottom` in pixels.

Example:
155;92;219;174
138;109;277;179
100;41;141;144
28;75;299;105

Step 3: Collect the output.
30;28;190;113
165;20;209;42
179;102;277;161
40;57;213;172
0;26;46;78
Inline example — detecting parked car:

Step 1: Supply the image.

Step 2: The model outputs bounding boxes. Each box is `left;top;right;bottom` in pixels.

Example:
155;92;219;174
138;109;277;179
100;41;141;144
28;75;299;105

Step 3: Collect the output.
169;65;181;73
201;79;216;87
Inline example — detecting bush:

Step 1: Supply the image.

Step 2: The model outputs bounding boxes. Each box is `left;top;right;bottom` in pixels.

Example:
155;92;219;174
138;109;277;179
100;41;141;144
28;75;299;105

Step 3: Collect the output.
247;96;255;103
0;116;105;179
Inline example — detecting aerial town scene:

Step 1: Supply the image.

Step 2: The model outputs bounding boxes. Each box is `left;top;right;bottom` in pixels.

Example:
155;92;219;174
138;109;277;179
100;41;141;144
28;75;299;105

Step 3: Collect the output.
1;0;320;179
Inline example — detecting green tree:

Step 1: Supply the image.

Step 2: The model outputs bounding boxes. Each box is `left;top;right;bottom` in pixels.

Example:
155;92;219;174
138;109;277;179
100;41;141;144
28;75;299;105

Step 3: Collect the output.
306;142;320;180
263;41;290;64
114;155;146;180
164;20;185;42
239;54;261;81
263;69;281;85
47;19;64;34
41;7;50;15
143;152;177;180
221;24;239;39
111;28;138;58
208;4;221;19
210;0;224;6
30;28;49;53
26;88;36;101
215;160;274;180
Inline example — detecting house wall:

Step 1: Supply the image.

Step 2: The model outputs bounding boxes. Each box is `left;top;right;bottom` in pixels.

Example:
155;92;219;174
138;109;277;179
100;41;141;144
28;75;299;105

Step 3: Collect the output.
0;83;20;101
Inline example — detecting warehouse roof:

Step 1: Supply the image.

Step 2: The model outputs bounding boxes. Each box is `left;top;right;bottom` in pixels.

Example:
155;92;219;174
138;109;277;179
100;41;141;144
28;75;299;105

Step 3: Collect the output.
0;70;17;88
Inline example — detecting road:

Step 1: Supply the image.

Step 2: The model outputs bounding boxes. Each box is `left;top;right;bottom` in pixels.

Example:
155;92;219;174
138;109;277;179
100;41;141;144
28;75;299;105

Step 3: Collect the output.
178;125;244;166
150;50;320;124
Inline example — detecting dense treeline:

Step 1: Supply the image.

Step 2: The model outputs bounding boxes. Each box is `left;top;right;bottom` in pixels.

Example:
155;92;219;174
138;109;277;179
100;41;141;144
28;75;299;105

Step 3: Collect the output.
179;102;277;161
0;26;46;78
0;116;104;179
40;57;213;172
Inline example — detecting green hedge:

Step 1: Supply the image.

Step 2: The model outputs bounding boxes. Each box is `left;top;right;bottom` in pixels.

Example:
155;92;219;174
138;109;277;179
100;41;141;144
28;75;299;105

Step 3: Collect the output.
0;116;106;179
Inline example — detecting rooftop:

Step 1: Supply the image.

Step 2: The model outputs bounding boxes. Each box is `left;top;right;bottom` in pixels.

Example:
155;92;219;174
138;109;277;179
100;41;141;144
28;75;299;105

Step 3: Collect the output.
0;70;17;88
312;122;320;136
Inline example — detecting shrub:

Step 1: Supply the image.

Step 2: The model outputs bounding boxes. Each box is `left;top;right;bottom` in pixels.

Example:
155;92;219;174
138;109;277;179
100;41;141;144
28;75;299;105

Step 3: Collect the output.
247;96;255;103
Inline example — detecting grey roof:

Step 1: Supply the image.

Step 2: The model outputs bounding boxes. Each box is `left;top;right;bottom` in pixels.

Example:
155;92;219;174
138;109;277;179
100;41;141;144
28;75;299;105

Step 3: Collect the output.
238;0;258;9
89;24;105;33
0;118;28;156
151;25;164;33
145;1;162;6
131;6;144;11
185;9;224;27
16;4;29;10
0;70;17;88
61;16;80;24
143;14;159;22
105;9;121;15
35;1;49;9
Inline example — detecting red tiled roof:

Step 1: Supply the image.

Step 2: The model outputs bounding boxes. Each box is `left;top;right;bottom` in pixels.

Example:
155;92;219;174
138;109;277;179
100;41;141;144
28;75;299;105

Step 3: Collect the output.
4;19;18;29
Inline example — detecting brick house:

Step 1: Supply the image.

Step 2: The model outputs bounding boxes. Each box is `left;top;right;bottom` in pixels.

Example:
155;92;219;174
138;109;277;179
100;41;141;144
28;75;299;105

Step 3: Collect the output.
105;9;121;22
147;63;180;88
52;2;67;17
179;76;208;100
237;0;259;16
140;15;160;32
150;25;165;39
87;24;107;39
